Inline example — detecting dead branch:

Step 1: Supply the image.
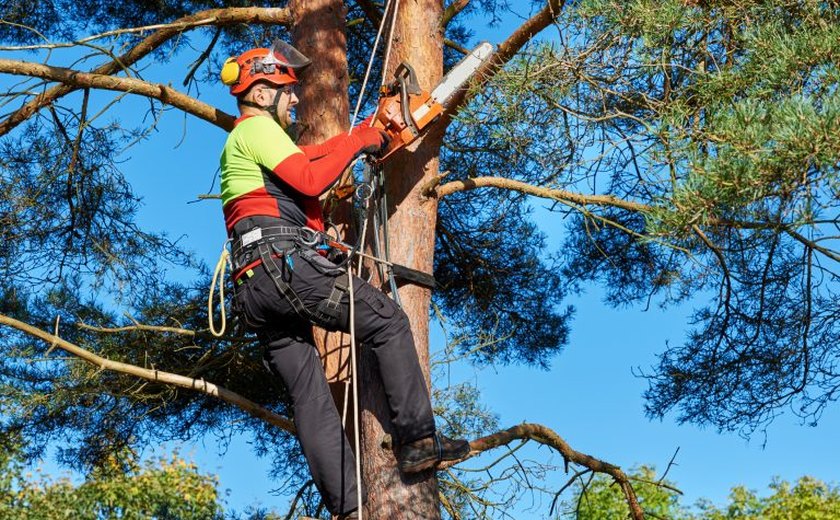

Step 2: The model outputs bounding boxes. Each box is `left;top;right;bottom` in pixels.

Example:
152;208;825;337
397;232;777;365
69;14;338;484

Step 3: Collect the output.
183;27;222;87
78;321;198;337
628;475;683;496
445;422;644;520
0;7;291;136
9;311;649;518
0;14;263;51
0;313;295;434
0;58;235;130
784;228;840;263
444;38;471;55
659;447;680;484
423;175;652;214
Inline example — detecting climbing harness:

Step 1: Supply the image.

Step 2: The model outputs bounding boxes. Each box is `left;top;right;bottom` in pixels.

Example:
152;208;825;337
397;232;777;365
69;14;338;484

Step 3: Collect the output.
229;226;353;328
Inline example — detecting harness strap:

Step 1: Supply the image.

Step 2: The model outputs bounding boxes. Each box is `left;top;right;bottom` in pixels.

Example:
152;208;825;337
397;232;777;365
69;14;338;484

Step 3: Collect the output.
256;241;352;326
258;242;313;321
231;225;314;259
320;271;350;321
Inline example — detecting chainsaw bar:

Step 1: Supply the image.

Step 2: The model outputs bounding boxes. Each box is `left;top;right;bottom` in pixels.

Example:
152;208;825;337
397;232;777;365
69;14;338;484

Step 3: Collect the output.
432;42;494;110
372;41;494;162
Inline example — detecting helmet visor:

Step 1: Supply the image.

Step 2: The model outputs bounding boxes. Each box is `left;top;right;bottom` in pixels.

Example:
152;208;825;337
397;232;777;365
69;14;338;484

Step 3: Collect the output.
265;39;312;70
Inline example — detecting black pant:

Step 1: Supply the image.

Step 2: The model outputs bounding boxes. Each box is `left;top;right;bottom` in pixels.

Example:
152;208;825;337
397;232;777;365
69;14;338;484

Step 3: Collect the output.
234;246;436;515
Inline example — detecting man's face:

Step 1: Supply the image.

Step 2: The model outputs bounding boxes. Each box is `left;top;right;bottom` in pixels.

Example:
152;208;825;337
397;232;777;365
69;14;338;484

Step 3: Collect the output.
273;84;298;129
250;84;298;129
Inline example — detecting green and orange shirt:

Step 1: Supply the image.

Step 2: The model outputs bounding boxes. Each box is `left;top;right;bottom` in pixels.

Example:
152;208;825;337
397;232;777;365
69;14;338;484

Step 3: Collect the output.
220;115;363;234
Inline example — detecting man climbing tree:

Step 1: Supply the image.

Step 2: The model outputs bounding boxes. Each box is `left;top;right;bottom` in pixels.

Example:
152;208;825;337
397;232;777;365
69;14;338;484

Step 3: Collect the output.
1;1;838;519
217;39;468;518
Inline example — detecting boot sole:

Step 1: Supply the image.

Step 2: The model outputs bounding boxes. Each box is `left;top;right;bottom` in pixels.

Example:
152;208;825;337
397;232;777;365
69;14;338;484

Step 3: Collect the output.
399;444;470;473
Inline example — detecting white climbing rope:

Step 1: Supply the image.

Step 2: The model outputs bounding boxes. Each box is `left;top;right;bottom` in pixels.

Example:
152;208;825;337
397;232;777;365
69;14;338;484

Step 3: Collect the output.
346;263;364;520
349;0;402;130
343;2;405;516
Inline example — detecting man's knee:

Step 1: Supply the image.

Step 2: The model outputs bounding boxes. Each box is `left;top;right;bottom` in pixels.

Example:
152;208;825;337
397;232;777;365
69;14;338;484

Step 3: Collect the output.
260;334;300;376
355;284;410;336
261;339;329;403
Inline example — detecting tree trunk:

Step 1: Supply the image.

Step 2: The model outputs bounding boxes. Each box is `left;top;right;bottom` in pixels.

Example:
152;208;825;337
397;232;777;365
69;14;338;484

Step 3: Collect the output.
290;0;355;383
293;0;445;517
291;0;350;143
290;0;358;514
359;0;445;518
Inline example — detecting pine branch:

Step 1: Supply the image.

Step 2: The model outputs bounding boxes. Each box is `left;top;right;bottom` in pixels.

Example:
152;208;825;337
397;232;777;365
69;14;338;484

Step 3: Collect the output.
0;58;236;130
424;175;652;214
426;176;840;266
441;0;471;28
0;313;296;434
442;422;644;520
442;0;567;122
0;7;291;136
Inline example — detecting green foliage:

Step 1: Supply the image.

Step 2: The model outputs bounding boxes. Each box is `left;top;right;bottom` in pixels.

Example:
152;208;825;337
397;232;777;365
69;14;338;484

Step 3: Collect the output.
0;440;223;520
2;0;840;517
435;43;580;368
532;0;840;435
562;466;685;520
563;467;840;520
434;192;573;367
694;477;840;520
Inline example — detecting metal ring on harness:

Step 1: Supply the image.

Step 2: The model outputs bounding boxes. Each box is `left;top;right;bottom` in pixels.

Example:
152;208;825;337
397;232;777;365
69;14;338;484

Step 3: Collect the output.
297;227;321;247
355;182;374;202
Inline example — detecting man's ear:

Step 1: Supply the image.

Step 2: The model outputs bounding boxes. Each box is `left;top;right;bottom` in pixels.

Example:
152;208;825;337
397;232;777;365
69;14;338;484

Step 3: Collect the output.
243;83;263;104
245;87;258;104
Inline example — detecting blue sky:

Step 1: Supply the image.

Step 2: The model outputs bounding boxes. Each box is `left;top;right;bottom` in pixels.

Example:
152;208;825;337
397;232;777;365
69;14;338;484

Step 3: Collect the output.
4;3;839;518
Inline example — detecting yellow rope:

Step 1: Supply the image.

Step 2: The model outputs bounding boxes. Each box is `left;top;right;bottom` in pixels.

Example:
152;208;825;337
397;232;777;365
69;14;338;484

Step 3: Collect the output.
209;243;230;337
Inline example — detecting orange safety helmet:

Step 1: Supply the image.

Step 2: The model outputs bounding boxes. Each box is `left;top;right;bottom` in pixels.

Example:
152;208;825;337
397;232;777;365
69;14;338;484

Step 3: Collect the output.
221;39;311;96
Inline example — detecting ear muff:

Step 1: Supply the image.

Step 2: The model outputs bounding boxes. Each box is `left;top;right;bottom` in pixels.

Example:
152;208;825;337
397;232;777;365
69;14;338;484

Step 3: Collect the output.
220;57;240;86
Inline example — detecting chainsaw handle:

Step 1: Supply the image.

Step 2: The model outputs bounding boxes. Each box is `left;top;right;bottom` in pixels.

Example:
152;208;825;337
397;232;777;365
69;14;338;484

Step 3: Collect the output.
392;63;421;95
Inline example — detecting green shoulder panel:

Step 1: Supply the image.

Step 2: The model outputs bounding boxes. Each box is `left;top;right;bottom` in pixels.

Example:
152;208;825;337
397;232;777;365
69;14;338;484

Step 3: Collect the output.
219;116;301;205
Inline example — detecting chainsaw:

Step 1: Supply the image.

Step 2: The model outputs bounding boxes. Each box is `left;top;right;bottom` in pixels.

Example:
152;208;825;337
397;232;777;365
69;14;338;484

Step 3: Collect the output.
327;43;493;201
371;41;494;162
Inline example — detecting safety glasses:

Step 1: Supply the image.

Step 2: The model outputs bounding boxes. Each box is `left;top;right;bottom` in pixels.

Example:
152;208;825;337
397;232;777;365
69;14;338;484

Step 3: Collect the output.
255;84;298;98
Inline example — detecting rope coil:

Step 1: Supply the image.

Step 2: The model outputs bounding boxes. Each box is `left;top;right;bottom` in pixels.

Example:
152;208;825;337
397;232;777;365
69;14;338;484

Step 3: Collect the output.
208;243;231;337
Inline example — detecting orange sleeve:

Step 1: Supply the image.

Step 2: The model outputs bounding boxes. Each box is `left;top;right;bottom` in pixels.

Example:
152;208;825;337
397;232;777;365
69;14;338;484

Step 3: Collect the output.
271;134;366;196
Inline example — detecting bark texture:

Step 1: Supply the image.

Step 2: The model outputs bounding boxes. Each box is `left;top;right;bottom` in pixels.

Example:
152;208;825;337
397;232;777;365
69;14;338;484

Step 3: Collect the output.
290;1;361;515
290;0;355;387
359;0;445;518
292;0;350;144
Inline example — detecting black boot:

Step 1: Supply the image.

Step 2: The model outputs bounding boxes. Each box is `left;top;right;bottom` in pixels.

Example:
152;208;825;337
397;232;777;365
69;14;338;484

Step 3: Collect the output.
398;432;470;473
337;509;359;519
